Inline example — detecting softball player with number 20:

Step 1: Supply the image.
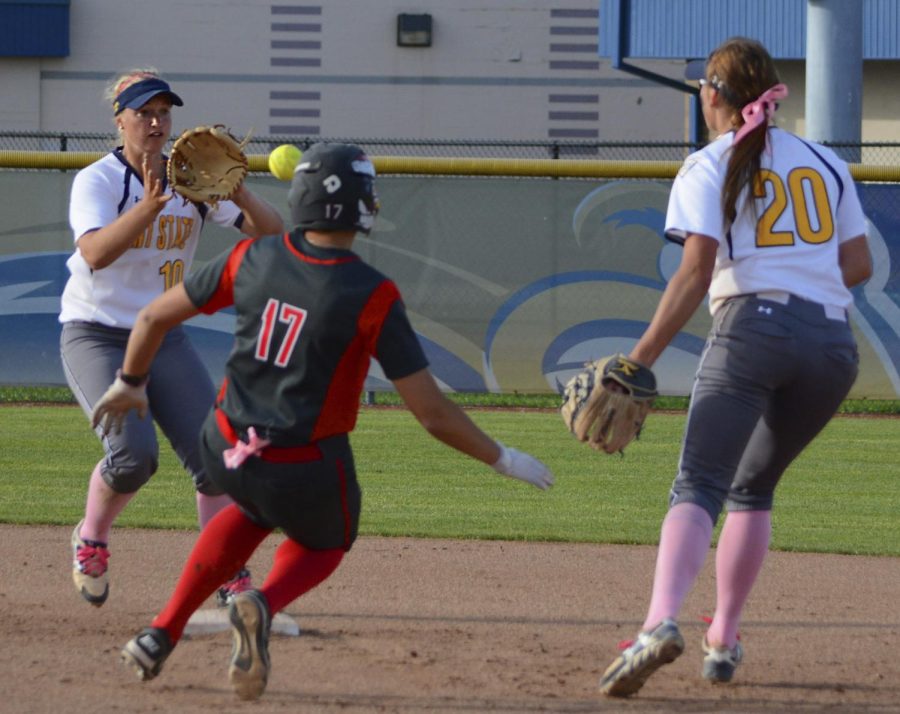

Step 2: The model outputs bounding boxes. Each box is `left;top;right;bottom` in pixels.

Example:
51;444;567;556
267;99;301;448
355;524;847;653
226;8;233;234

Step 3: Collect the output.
598;37;872;697
61;68;284;610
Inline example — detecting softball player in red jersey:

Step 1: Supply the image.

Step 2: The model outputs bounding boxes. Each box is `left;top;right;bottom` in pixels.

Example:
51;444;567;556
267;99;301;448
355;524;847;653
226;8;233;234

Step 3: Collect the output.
61;68;284;609
91;143;553;700
598;37;872;697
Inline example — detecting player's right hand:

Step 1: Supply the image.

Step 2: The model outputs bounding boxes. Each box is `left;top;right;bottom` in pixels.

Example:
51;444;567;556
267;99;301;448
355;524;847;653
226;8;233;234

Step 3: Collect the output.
91;374;149;435
492;441;554;490
141;156;173;213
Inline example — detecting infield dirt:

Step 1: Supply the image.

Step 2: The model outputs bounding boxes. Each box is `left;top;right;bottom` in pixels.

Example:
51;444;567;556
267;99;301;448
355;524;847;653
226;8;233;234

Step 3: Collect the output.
2;524;898;713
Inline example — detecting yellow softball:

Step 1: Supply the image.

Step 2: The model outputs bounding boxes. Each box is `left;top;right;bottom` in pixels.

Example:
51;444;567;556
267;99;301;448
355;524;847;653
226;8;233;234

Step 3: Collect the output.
268;144;302;181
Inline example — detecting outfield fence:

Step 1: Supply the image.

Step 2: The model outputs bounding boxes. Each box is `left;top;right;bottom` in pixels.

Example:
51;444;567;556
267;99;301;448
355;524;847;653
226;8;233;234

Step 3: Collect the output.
1;135;898;398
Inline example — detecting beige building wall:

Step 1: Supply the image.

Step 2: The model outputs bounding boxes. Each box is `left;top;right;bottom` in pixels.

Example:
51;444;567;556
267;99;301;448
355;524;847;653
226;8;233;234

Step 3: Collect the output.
0;1;894;145
0;0;695;142
0;61;41;129
777;61;899;145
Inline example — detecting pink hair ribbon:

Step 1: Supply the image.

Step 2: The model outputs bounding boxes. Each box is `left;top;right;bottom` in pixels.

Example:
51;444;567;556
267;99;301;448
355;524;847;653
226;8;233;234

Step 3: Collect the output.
223;426;271;469
732;83;789;145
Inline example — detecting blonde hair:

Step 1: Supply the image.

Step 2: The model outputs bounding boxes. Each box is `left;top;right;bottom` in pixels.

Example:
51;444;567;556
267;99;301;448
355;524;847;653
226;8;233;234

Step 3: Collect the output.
105;68;164;138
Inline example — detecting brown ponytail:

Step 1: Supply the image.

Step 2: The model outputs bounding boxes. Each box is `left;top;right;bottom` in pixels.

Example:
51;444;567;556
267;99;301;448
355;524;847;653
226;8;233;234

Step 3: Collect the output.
706;38;781;231
722;123;768;228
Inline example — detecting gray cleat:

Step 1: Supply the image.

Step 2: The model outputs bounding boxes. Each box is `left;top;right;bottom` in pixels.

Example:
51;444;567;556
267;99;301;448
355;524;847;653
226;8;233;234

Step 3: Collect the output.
228;589;272;700
600;618;685;697
702;635;744;683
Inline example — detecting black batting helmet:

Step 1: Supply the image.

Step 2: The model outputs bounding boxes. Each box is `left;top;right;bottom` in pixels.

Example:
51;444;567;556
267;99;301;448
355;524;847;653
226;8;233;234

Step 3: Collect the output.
288;142;379;235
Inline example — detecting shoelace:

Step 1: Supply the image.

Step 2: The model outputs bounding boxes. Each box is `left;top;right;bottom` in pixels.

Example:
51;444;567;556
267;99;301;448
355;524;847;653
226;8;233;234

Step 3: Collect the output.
704;640;743;663
222;573;253;596
76;544;110;576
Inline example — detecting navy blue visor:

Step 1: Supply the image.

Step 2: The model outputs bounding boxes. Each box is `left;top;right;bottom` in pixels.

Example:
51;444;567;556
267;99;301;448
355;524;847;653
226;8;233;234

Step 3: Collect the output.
113;78;183;115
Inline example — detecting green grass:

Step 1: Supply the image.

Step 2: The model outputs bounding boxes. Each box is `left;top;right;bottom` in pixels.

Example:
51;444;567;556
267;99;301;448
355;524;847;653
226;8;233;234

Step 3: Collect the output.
0;385;77;404
5;384;899;415
1;403;897;556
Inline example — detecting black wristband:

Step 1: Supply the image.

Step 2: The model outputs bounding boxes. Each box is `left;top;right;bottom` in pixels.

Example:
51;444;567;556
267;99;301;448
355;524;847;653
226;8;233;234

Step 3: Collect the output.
118;370;148;387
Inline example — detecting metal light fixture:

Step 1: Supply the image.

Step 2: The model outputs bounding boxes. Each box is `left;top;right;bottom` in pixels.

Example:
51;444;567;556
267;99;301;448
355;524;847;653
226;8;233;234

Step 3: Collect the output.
397;13;432;47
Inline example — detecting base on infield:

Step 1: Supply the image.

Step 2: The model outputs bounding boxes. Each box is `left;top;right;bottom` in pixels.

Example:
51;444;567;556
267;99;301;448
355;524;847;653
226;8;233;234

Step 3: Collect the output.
184;608;300;637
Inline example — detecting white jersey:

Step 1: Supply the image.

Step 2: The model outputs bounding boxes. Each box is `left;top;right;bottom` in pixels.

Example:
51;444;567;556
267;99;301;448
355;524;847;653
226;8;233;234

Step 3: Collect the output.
665;127;868;314
60;149;243;328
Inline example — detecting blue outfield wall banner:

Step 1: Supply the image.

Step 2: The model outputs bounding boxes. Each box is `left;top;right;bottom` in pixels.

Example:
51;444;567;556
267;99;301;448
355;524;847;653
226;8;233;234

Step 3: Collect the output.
1;171;898;398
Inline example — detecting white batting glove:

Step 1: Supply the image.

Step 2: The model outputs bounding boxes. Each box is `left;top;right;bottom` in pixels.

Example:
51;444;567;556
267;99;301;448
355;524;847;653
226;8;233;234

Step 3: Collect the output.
492;441;554;490
90;372;149;436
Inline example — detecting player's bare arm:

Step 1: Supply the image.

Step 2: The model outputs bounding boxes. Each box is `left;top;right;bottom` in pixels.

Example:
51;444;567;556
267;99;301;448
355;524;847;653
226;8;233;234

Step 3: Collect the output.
393;368;501;464
628;233;717;367
92;283;201;432
122;284;200;378
392;368;553;490
76;157;172;270
838;234;873;288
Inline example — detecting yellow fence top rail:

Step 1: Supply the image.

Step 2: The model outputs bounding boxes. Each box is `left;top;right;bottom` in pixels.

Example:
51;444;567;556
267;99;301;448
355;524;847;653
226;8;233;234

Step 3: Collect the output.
0;150;897;182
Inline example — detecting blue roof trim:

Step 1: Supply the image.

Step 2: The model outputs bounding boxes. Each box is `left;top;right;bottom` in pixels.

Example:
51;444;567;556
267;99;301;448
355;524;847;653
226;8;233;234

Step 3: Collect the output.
600;0;900;60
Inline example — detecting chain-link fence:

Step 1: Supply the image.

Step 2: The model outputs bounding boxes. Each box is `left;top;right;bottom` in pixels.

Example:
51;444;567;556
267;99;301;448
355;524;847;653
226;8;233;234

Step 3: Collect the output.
2;131;899;164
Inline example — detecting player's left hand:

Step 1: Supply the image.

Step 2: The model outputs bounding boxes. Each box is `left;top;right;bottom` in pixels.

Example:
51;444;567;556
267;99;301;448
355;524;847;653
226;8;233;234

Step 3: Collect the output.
492;441;554;490
560;354;657;454
91;372;149;435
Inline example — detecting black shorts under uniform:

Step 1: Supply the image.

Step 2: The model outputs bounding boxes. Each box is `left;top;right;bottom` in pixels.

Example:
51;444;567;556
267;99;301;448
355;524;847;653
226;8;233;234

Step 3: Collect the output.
201;409;361;551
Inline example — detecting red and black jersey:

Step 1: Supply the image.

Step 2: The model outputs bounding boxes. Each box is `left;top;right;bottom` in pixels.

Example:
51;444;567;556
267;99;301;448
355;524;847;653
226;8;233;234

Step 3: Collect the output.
184;230;428;445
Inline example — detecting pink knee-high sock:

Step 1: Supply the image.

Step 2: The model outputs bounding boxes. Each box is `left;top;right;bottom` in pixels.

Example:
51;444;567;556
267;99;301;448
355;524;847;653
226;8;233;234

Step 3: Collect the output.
196;491;234;528
152;504;271;643
642;502;714;631
81;460;134;543
260;540;344;616
706;510;771;648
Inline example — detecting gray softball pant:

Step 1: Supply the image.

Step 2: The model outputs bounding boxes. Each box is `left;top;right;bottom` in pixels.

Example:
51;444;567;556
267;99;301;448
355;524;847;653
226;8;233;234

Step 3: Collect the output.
669;293;859;523
60;320;221;495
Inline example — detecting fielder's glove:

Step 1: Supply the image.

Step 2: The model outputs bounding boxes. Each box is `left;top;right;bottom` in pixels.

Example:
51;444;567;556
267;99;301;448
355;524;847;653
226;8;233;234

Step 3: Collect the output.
492;441;554;490
90;371;149;436
167;125;249;206
560;354;657;455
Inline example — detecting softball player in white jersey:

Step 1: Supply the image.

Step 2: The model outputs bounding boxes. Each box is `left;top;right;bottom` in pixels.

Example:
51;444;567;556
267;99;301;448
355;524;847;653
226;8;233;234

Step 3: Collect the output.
61;68;284;609
599;37;872;697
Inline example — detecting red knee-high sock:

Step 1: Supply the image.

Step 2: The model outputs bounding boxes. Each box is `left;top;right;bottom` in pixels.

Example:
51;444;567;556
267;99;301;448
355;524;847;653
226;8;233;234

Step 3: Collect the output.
260;539;344;616
152;504;272;643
